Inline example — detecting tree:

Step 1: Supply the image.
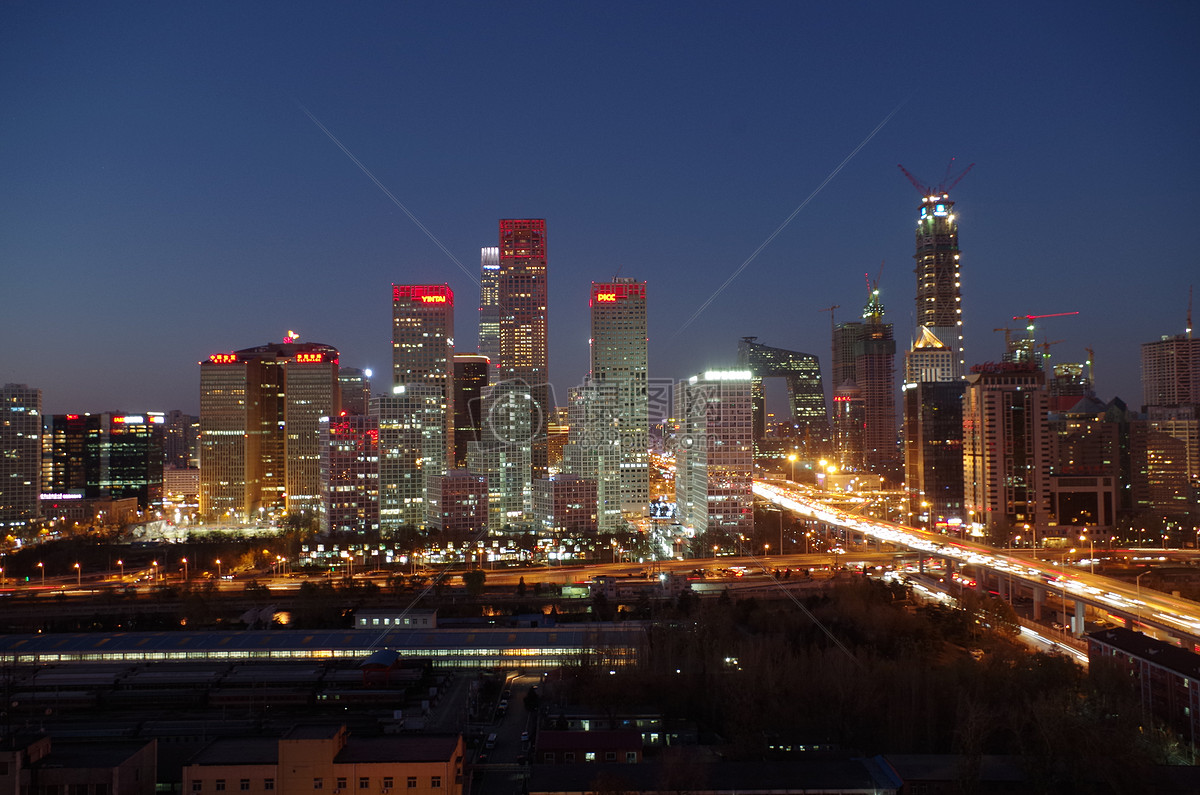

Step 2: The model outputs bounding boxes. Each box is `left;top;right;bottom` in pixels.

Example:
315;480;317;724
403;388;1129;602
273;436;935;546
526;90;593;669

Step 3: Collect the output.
517;576;527;598
463;568;486;597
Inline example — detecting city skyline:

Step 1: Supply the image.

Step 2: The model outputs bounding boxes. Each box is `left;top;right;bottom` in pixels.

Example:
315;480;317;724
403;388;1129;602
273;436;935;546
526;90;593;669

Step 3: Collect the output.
3;3;1197;415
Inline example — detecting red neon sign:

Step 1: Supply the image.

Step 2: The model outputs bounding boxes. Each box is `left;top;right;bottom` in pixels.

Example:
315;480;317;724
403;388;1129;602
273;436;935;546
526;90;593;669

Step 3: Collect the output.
66;414;79;420
393;284;454;306
209;353;237;364
591;282;645;305
295;353;324;363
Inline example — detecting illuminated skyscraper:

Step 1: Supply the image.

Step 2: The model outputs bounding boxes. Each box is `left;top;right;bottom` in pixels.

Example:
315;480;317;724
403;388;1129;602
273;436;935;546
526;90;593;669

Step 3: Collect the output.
372;389;443;532
45;412;166;509
391;284;454;480
913;193;965;378
319;414;380;535
199;340;340;522
589;279;649;516
1141;333;1200;411
452;354;489;470
736;338;827;457
674;370;753;536
563;383;622;532
478;246;500;371
831;287;896;470
337;368;372;416
497;219;549;479
962;363;1051;534
1;383;41;530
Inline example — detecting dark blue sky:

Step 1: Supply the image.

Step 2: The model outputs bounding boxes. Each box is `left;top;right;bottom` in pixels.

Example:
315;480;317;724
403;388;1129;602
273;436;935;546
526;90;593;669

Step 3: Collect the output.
3;2;1197;416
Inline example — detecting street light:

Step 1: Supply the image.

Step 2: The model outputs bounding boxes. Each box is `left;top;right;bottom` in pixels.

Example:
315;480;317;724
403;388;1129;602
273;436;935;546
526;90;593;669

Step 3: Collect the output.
181;557;188;583
1081;534;1094;575
117;559;124;580
152;560;159;583
1136;570;1151;627
74;562;81;587
1060;549;1076;636
215;558;222;581
787;453;797;483
37;561;44;587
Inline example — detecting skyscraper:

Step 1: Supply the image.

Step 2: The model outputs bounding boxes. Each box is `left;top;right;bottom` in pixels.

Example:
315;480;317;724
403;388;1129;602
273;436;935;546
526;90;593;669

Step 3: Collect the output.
478;246;500;371
736;338;827;457
1;383;42;531
589;279;649;516
831;287;897;470
320;413;380;535
563;383;623;532
962;363;1051;535
337;368;372;416
1141;333;1199;411
199;340;340;522
44;412;166;510
913;193;965;379
497;219;549;479
452;354;489;470
674;370;753;537
391;284;455;480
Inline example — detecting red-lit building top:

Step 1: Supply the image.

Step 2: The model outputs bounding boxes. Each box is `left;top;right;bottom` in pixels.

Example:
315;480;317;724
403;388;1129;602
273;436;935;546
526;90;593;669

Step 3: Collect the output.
590;281;646;305
392;284;454;306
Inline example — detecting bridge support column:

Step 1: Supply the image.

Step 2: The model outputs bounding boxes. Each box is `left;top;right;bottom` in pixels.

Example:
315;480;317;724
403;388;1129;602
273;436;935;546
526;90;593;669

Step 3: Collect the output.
1072;600;1085;636
1032;586;1045;620
976;567;987;593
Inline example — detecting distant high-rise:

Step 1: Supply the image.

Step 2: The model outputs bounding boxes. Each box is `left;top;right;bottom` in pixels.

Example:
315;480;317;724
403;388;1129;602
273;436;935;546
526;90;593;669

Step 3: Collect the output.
963;363;1051;534
337;368;372;416
563;383;623;532
319;413;380;535
1141;333;1199;411
831;287;897;469
1;384;42;530
589;279;649;516
736;338;827;457
199;340;340;522
497;219;549;479
478;246;500;371
452;354;489;470
674;370;753;536
392;284;455;480
44;412;165;510
163;410;199;470
913;194;965;379
902;380;965;528
832;380;864;469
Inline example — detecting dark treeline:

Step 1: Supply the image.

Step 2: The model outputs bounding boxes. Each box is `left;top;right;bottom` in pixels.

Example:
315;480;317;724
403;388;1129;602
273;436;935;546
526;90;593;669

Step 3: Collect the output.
554;579;1182;794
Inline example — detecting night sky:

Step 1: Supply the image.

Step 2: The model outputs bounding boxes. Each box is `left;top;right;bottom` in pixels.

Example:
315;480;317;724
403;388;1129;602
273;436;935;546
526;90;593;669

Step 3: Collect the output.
3;2;1197;417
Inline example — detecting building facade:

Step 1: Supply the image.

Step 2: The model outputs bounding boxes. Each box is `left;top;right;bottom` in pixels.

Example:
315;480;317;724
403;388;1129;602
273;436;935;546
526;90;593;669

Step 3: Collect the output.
562;384;623;532
44;412;165;511
589;279;649;517
320;413;381;535
392;284;455;479
1;383;42;530
913;192;965;379
337;367;372;416
372;387;445;533
831;288;896;470
902;381;965;528
1141;333;1199;410
674;371;754;537
452;353;488;470
199;341;340;522
478;246;500;372
533;474;598;537
427;470;488;540
962;364;1051;534
736;337;827;459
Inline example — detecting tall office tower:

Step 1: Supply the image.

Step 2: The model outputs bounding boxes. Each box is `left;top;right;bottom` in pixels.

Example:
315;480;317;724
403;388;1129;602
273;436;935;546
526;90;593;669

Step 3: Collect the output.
319;414;380;535
1145;406;1200;486
392;284;454;477
832;381;864;469
534;474;598;537
337;368;372;416
831;288;897;470
1049;397;1120;531
1141;333;1199;411
589;279;649;516
1;384;42;530
468;387;533;531
44;412;165;509
673;370;753;537
902;381;965;528
452;354;489;470
163;410;198;470
497;219;550;479
962;363;1051;535
563;383;623;532
912;193;965;378
372;387;445;533
1048;362;1095;412
478;246;500;371
199;340;340;522
736;338;827;458
1130;417;1192;520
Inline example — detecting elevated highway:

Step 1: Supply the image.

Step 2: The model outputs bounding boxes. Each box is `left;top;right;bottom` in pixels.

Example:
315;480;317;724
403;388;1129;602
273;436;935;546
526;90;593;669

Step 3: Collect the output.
755;479;1200;650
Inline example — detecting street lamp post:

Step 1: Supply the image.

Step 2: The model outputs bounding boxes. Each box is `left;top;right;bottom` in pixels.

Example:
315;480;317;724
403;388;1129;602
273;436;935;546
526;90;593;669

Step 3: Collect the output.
152;560;158;583
216;559;222;581
1136;570;1151;628
181;558;188;583
787;453;797;483
74;562;81;587
37;561;44;587
1061;549;1075;636
1081;535;1094;575
117;559;124;580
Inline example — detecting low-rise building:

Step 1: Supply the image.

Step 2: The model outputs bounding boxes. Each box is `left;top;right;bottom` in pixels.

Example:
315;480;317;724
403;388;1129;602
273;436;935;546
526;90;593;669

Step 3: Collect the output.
183;725;463;795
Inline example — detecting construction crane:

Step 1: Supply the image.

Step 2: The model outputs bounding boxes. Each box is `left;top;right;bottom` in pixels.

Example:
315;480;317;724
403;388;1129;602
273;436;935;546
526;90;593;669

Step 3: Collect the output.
1012;311;1080;341
1187;285;1193;340
993;327;1016;352
1039;339;1066;362
898;157;975;197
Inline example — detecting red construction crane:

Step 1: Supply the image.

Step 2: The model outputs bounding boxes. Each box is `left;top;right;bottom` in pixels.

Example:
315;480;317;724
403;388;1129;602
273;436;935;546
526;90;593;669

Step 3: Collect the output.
1013;311;1080;337
898;157;975;197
